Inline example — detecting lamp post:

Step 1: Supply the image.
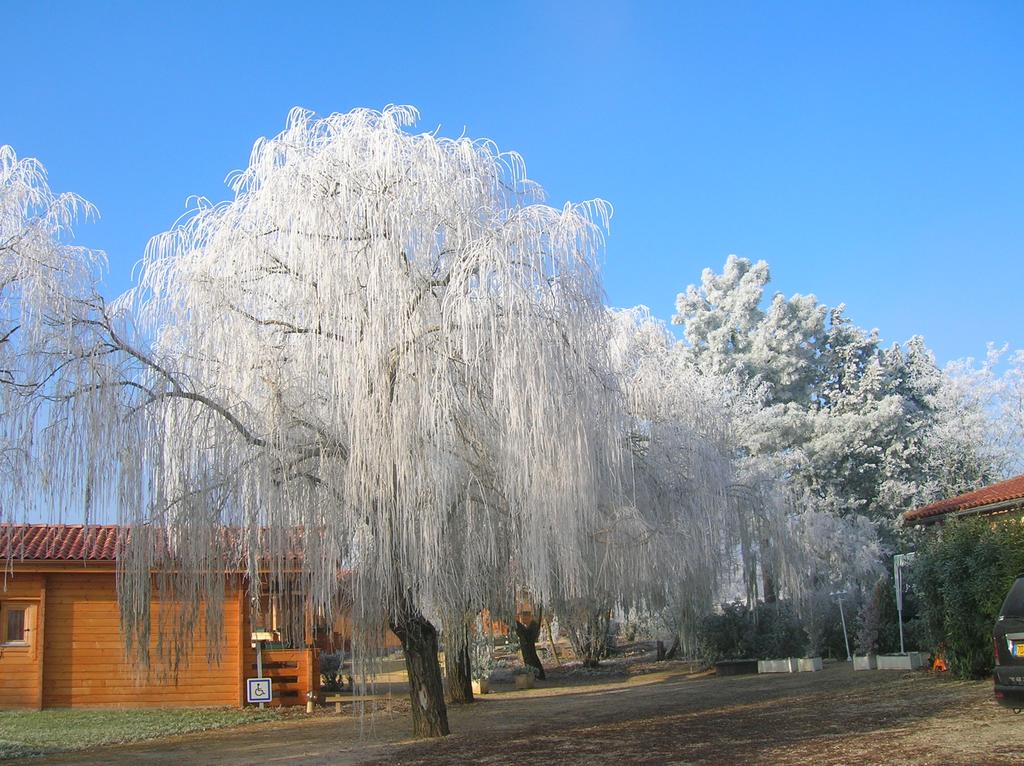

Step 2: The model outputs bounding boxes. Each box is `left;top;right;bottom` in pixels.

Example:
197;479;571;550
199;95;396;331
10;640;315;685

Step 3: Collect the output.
831;591;852;661
894;552;916;655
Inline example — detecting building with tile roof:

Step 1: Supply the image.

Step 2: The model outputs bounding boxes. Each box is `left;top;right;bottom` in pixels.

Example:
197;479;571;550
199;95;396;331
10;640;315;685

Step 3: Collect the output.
901;474;1024;526
0;524;122;562
0;524;320;710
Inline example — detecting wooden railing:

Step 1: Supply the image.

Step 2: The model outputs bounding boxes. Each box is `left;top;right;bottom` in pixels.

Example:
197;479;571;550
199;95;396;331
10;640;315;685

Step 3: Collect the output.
244;647;319;707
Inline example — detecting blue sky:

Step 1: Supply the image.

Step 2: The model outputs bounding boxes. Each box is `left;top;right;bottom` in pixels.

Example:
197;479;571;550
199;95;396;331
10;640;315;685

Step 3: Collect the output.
3;1;1021;364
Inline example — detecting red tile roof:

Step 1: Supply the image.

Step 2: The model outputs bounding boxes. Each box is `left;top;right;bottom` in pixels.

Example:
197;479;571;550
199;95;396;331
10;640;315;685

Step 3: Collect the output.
0;525;316;567
0;524;124;561
903;474;1024;524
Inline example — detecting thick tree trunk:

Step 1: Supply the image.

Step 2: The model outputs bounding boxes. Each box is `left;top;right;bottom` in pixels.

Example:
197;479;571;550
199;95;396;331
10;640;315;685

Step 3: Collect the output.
444;633;474;704
389;602;450;738
762;538;777;604
664;636;681;660
514;612;546;680
763;571;778;604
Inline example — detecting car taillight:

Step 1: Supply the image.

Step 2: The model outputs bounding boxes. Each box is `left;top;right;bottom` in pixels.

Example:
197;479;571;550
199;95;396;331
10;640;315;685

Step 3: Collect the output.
995;636;1002;666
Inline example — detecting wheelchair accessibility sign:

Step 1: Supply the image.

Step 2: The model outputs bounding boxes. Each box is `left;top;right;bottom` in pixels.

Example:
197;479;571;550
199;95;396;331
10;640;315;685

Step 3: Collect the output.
247;677;272;704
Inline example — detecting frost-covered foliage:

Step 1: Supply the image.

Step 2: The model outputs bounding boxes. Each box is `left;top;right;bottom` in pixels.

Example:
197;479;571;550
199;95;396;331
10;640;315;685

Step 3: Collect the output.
674;255;993;529
785;509;882;592
1;108;628;687
674;257;823;404
606;308;736;608
941;344;1024;480
669;256;1024;662
559;307;800;656
0;146;107;521
777;509;882;656
0;146;99;330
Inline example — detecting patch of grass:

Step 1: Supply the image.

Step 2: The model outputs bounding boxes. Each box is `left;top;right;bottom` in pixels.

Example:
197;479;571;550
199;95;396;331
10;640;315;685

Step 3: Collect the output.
0;707;280;760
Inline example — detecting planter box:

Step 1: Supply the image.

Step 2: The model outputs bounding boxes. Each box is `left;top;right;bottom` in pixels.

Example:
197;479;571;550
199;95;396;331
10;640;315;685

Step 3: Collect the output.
514;673;535;690
472;678;490;695
797;657;823;672
758;658;797;674
877;652;925;671
853;654;877;671
715;659;759;676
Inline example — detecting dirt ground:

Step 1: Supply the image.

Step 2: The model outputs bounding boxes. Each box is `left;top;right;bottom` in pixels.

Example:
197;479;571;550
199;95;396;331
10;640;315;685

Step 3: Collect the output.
12;660;1022;766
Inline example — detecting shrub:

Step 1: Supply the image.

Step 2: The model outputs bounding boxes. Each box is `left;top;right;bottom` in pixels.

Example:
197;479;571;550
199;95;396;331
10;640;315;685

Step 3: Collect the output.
752;601;809;659
698;600;808;661
855;582;881;656
910;517;1024;679
804;591;861;659
875;575;905;655
698;601;753;661
852;568;922;656
319;651;346;691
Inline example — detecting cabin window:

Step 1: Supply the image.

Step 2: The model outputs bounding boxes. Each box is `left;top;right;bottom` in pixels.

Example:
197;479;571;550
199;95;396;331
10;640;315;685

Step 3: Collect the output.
1;602;33;646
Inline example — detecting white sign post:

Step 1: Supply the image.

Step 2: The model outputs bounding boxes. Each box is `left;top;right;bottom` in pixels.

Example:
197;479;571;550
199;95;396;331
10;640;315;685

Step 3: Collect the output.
247;677;273;705
250;631;274;708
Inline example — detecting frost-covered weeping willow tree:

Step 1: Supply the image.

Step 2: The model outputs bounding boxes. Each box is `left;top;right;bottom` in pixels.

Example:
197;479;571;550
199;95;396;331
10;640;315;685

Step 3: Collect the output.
1;108;630;737
610;310;745;649
544;308;752;664
0;146;117;528
560;307;842;661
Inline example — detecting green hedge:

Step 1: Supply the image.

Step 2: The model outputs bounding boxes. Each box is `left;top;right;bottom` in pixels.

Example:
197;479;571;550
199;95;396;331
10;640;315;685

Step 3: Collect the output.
697;600;807;661
911;517;1024;679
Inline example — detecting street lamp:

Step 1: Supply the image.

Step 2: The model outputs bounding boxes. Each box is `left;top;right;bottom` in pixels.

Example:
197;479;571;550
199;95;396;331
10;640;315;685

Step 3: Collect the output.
894;552;916;655
831;591;852;661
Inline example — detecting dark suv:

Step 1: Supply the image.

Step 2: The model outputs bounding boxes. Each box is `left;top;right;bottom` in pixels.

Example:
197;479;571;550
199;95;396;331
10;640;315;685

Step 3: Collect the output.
994;575;1024;710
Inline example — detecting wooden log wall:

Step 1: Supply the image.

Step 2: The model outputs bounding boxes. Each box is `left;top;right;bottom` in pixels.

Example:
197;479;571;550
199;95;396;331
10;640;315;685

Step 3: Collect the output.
0;568;323;709
40;572;243;708
0;573;45;709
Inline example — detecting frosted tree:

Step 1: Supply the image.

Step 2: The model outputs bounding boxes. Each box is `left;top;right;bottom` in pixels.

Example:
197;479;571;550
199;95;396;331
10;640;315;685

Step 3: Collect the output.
941;344;1024;480
675;255;825;403
784;508;883;655
552;307;773;662
1;108;626;738
0;146;107;522
674;256;962;529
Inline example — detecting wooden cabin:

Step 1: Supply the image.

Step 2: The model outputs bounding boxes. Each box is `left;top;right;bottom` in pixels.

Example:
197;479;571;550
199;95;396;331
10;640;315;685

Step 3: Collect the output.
0;525;318;710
